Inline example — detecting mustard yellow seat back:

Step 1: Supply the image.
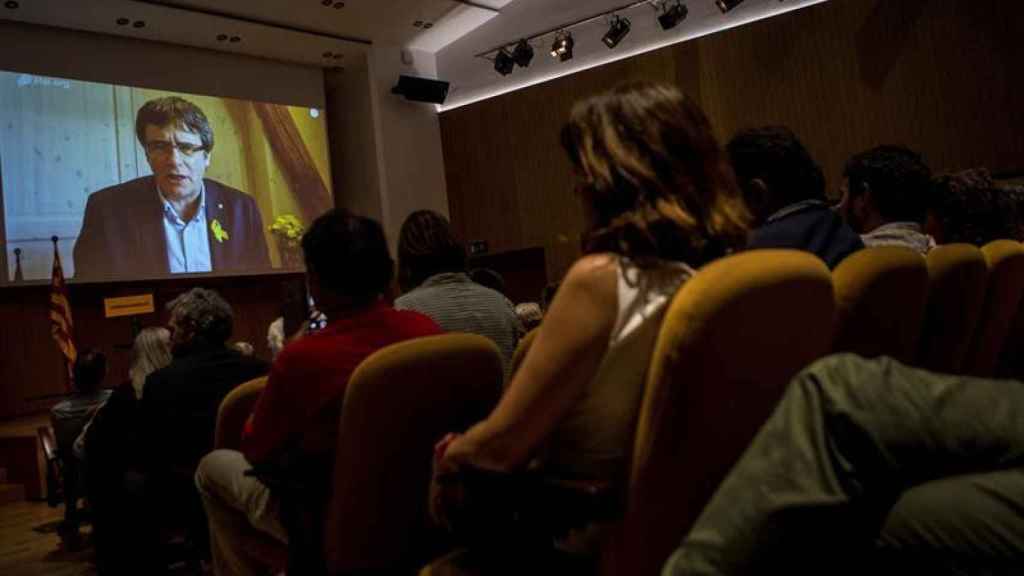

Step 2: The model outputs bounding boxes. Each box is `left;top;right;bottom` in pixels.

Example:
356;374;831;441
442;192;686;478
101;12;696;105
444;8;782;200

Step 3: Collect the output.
918;244;989;374
508;327;538;380
214;376;268;451
967;240;1024;377
602;250;835;576
324;333;504;575
832;246;929;364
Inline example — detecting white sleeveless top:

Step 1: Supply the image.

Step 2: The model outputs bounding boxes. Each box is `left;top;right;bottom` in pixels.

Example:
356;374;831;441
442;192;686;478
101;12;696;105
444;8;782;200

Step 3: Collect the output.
542;257;694;481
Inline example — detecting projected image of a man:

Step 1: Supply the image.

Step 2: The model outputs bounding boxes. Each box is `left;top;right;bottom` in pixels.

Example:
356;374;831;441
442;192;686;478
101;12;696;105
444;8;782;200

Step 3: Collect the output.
73;97;270;279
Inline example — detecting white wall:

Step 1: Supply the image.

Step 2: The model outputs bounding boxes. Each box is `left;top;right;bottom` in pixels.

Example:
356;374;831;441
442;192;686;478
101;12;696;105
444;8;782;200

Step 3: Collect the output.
0;21;325;108
325;63;384;222
366;45;449;249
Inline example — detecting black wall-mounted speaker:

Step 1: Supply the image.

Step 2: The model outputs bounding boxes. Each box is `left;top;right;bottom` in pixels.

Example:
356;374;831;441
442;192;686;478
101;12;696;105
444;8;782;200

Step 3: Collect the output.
391;75;450;104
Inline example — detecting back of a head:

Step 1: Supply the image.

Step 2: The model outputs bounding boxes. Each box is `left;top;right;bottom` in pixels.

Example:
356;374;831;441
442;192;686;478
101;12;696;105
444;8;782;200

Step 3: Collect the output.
844;145;932;224
74;349;107;394
727;126;826;223
303;209;394;306
928;169;1017;246
131;327;172;398
397;210;466;293
167;288;234;347
560;82;750;267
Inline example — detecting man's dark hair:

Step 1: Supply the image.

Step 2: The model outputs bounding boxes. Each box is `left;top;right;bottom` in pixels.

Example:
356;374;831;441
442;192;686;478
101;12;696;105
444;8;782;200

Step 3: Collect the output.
135;96;214;151
727;126;826;222
397;210;467;293
302;210;394;306
928;169;1018;246
167;288;234;345
74;350;107;394
844;145;931;224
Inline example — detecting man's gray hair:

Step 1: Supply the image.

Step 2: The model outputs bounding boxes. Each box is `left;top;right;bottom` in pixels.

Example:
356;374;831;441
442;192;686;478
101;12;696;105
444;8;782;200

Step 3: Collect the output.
167;288;233;344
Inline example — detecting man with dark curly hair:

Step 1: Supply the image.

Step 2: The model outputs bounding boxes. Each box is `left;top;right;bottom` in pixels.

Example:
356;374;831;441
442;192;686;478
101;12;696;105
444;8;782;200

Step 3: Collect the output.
729;126;863;269
925;169;1021;246
839;145;935;254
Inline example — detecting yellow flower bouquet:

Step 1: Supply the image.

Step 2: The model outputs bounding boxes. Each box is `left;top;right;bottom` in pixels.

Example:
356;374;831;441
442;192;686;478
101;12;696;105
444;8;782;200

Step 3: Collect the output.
269;214;305;268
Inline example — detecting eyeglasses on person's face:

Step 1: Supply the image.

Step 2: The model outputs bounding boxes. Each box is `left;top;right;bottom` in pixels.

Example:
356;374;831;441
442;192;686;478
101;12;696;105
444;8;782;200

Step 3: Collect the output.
144;140;207;158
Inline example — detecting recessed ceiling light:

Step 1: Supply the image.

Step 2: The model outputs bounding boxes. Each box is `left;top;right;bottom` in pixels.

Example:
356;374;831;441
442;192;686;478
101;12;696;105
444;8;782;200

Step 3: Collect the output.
229;36;241;43
413;20;423;28
333;1;344;8
132;20;146;28
423;22;434;29
323;51;333;58
321;0;332;5
216;34;228;41
4;1;19;9
333;53;343;60
116;17;130;26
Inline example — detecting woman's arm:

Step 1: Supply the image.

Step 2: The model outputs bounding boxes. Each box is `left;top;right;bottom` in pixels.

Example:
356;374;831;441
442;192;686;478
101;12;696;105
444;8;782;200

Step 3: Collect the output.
441;254;620;473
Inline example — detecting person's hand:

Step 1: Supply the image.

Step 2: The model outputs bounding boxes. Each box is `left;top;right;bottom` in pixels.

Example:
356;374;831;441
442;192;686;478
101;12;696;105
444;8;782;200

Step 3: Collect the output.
429;432;463;529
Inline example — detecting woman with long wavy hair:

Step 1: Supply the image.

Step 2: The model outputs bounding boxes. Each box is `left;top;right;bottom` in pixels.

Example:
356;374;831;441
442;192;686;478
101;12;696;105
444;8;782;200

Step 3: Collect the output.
432;82;750;545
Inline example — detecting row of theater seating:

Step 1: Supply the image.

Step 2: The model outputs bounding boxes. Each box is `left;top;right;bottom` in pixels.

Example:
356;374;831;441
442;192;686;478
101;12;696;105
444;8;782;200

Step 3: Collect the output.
215;241;1024;575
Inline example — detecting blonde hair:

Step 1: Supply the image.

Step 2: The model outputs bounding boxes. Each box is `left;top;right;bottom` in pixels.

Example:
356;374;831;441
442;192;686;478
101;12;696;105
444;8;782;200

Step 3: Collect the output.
130;327;172;399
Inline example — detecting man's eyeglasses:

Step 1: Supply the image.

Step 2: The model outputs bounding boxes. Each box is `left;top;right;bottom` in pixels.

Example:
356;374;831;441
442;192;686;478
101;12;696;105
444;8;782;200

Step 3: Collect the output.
145;141;207;158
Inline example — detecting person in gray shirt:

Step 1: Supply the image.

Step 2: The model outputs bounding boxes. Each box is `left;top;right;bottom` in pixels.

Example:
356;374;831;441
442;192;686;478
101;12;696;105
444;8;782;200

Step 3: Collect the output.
395;210;522;379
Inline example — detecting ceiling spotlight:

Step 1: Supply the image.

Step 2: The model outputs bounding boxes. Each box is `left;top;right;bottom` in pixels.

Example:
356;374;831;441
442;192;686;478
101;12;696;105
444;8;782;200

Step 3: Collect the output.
116;17;130;26
229;35;241;43
716;0;744;13
658;2;689;30
494;48;515;76
512;39;534;68
550;31;574;62
321;0;332;5
217;34;228;41
602;16;631;49
4;0;18;8
132;20;146;28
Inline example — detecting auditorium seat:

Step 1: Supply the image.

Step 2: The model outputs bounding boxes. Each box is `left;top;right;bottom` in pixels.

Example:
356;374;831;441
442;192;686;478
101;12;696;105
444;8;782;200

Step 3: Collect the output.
210;335;503;574
831;246;929;364
966;240;1024;377
213;376;268;451
324;333;503;574
508;328;538;380
601;249;835;576
917;244;989;374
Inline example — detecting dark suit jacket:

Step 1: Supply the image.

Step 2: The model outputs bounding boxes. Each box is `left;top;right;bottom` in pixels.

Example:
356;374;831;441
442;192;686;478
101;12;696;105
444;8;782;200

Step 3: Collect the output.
748;201;865;269
140;345;269;474
73;176;271;280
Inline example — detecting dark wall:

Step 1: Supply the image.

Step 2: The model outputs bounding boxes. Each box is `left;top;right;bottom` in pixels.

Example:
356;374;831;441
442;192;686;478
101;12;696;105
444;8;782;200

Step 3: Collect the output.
0;273;299;420
440;0;1024;282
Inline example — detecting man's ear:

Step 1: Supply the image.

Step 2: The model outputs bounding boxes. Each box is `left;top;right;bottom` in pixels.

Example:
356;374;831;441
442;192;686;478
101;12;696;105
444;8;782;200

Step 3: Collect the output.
747;177;772;220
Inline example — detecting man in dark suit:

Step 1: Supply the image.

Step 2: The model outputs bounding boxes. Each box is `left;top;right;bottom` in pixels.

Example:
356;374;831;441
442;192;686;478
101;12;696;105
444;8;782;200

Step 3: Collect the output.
73;96;270;280
728;126;864;269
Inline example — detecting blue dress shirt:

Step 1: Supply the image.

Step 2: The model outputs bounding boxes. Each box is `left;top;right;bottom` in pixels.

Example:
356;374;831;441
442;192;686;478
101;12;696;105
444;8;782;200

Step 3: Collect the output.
158;185;212;273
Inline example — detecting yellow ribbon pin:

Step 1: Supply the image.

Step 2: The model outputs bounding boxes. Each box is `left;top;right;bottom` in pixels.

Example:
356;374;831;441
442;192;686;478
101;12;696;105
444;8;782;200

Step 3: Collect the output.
211;219;230;243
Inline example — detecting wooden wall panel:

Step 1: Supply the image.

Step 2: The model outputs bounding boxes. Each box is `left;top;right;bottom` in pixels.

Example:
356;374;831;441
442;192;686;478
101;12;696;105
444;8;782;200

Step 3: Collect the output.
0;273;298;420
441;0;1024;283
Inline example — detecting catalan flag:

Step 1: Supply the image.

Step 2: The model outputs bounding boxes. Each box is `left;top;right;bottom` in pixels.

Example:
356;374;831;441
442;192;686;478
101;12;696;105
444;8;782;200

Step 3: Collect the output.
49;238;77;389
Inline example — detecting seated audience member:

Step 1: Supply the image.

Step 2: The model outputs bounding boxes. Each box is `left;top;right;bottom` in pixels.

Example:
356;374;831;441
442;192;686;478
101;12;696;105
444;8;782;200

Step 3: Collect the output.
395;210;523;374
142;288;269;477
50;350;111;541
926;169;1021;246
432;83;751;551
138;288;269;563
515;302;543;332
266;317;286;359
663;354;1024;575
728;126;864;268
195;210;441;576
839;145;935;254
84;327;172;571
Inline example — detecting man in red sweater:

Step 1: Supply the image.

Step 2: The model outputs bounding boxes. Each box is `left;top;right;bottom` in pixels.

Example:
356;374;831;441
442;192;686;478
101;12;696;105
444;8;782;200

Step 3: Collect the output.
195;210;440;576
